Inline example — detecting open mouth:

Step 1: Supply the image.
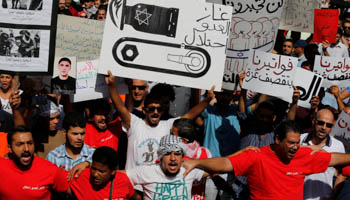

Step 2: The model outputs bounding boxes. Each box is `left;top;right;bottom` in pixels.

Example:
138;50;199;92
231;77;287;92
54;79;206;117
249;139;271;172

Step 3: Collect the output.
21;153;32;163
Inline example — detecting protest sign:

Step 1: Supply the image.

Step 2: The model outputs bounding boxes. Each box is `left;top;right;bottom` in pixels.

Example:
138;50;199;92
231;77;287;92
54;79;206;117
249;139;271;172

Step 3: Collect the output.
313;9;339;43
98;0;233;91
0;0;57;74
210;0;285;90
313;55;350;88
279;68;323;108
51;56;77;95
242;50;297;98
73;60;127;103
55;15;105;62
331;111;350;153
280;0;321;33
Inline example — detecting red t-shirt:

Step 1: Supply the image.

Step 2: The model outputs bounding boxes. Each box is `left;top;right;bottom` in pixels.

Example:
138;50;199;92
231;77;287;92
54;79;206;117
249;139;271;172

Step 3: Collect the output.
0;156;69;200
228;146;331;200
85;119;122;151
70;168;134;200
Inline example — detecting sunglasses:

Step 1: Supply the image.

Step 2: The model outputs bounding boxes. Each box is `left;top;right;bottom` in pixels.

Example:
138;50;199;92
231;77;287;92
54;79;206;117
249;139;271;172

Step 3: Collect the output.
146;106;163;113
131;85;146;90
316;120;333;128
50;115;60;120
344;26;350;29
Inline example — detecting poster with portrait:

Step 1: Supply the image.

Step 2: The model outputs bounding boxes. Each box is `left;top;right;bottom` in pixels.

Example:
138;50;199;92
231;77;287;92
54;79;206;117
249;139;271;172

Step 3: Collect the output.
51;56;77;95
313;9;339;43
98;0;233;91
0;0;57;74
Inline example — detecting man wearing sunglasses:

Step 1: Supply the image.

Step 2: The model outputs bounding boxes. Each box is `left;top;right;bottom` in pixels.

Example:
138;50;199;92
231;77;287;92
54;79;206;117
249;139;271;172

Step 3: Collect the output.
300;108;345;200
126;79;149;119
105;71;214;197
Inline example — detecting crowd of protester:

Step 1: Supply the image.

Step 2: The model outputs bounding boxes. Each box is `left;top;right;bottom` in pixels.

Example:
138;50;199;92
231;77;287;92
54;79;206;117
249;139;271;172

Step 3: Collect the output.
4;0;350;200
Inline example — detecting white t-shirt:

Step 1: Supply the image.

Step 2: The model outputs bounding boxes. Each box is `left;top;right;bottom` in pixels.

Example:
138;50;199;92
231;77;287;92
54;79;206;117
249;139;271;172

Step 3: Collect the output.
0;97;11;114
127;165;204;200
124;114;178;170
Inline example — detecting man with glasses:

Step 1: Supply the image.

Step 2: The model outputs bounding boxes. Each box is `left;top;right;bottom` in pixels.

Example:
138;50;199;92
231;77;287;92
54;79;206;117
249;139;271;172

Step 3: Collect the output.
105;71;214;197
300;108;345;200
343;20;350;36
126;79;149;119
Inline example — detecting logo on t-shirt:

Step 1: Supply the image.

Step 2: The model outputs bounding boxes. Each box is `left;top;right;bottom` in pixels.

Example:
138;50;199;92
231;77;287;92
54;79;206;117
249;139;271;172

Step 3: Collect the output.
153;177;188;200
286;172;305;176
22;186;47;191
136;138;159;166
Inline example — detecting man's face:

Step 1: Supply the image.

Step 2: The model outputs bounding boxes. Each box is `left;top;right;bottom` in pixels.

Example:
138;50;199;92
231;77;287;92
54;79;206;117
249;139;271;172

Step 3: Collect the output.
255;108;275;133
90;162;115;188
65;0;72;7
97;9;106;21
65;126;85;149
10;132;35;168
313;111;334;141
161;151;183;176
336;33;341;44
131;80;148;102
0;74;13;91
144;103;163;127
92;113;108;131
57;61;71;77
282;41;294;55
94;0;101;8
85;0;93;9
294;47;303;56
276;131;300;161
49;113;60;131
344;23;350;35
58;0;66;10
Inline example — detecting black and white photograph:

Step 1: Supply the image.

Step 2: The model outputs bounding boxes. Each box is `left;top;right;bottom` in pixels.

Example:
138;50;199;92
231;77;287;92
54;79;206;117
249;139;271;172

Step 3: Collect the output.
0;28;40;58
1;0;43;10
0;0;53;25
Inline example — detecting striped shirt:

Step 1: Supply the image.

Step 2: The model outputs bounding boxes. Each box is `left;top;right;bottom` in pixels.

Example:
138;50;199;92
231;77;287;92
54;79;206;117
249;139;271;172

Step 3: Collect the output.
46;143;95;170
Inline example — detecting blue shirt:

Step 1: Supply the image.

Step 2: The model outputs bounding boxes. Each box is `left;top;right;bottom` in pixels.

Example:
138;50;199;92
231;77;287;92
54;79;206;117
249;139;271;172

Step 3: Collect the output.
46;143;95;170
202;104;240;157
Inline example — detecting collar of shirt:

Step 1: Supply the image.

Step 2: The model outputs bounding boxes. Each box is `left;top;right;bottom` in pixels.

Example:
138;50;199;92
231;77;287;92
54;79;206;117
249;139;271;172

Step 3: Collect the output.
302;133;331;147
57;143;90;159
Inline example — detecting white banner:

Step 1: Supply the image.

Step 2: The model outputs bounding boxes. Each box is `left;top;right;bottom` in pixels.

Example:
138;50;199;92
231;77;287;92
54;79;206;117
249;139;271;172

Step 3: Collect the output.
279;0;321;33
242;50;298;98
331;111;350;153
209;0;285;90
98;0;233;91
313;55;350;88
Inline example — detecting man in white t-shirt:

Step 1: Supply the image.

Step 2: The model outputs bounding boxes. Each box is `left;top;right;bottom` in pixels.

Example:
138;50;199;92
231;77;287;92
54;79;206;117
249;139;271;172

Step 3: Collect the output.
126;135;207;200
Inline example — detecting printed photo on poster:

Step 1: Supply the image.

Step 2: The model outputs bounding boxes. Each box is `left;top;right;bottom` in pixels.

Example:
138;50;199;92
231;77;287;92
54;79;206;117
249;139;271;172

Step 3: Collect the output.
0;0;53;25
51;56;77;95
0;27;50;72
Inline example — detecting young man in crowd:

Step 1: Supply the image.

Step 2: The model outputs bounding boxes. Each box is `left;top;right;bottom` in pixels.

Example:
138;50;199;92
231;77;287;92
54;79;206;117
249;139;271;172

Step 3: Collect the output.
0;72;15;114
68;146;135;199
125;78;149;119
0;126;69;199
183;120;350;200
47;111;95;170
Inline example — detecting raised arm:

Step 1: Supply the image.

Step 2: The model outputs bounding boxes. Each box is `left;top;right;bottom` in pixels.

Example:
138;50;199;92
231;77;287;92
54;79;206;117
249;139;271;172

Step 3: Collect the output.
287;86;300;120
181;86;215;120
9;90;25;126
105;71;131;130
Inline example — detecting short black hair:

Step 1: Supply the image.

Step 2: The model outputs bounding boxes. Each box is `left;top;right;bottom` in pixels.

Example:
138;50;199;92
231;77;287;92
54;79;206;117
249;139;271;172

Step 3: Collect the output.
58;57;71;65
87;99;111;117
274;120;301;141
0;72;15;77
144;92;162;107
283;39;294;45
7;126;32;145
62;111;86;131
150;83;175;102
256;101;276;116
92;146;118;170
173;118;195;143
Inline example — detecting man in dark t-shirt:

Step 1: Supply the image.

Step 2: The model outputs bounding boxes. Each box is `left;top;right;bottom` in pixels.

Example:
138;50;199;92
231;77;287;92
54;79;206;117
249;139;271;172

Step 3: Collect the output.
51;57;76;94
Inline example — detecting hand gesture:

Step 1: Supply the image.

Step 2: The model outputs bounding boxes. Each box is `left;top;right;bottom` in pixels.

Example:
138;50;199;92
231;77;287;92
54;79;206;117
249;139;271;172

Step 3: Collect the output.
292;86;300;105
104;70;115;86
9;90;21;110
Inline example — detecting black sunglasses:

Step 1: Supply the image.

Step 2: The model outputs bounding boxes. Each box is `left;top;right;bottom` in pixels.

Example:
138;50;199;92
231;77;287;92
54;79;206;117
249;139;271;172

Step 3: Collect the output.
317;120;333;128
344;26;350;29
146;106;163;113
131;85;146;90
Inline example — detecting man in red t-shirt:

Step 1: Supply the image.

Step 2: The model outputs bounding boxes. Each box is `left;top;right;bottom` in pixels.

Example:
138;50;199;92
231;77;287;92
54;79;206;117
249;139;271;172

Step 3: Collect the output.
183;120;350;200
68;146;135;199
0;126;69;200
84;99;122;151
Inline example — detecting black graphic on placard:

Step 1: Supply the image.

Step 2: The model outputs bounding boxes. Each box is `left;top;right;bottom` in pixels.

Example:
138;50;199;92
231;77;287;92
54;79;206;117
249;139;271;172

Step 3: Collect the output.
112;37;211;78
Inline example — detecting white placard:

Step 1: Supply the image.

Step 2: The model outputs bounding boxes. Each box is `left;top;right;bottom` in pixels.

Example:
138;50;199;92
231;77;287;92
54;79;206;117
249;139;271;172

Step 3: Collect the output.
0;0;53;26
98;0;233;91
73;60;127;102
331;111;350;153
242;50;298;98
313;55;350;88
279;68;323;108
279;0;321;33
210;0;285;90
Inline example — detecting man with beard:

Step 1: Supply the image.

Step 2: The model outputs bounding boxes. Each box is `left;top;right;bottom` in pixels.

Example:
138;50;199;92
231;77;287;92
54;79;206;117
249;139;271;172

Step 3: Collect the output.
47;112;95;170
282;39;294;56
126;135;206;199
0;126;69;199
84;99;121;151
300;108;345;200
183;120;350;200
68;146;135;199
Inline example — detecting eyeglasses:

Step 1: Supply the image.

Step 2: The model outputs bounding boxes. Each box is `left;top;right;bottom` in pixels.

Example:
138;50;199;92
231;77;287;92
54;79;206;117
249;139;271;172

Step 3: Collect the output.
50;115;60;120
131;85;146;90
146;106;163;113
344;26;350;29
317;120;333;128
